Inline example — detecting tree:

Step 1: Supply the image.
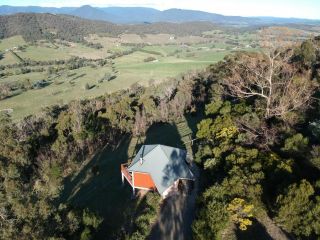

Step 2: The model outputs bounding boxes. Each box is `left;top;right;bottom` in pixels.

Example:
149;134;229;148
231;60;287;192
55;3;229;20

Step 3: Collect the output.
281;133;309;154
0;83;11;99
311;146;320;170
309;120;320;139
297;40;317;66
192;185;230;240
80;227;92;240
223;29;318;119
227;198;254;231
223;51;316;119
275;180;320;237
132;109;147;137
82;209;103;230
84;83;90;90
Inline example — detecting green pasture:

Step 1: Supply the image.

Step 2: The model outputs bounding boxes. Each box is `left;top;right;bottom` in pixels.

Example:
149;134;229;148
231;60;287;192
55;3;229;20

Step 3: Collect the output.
0;33;242;120
0;36;26;51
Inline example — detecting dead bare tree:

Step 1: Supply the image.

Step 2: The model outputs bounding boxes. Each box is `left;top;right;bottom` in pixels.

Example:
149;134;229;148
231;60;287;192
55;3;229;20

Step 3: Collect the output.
0;83;11;100
132;108;147;137
223;28;317;119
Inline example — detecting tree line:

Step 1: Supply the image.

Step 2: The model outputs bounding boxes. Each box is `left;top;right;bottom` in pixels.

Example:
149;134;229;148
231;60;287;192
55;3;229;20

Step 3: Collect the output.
192;37;320;239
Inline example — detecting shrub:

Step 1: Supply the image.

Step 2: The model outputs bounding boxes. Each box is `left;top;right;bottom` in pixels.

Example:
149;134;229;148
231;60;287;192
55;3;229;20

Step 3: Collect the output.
143;57;157;62
80;227;92;240
281;134;309;154
84;83;90;90
275;180;320;237
82;209;103;230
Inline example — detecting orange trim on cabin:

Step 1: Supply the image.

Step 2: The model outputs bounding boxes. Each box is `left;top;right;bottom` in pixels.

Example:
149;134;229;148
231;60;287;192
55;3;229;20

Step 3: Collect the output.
133;172;156;190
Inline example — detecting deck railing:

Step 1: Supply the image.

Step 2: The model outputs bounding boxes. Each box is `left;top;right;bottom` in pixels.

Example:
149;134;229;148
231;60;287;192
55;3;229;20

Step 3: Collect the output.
121;163;132;185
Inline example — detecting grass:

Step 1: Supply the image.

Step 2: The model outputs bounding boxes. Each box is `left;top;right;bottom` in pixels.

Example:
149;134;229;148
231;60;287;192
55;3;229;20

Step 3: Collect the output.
0;66;114;119
0;36;26;51
0;33;248;120
0;46;229;120
0;51;19;65
19;42;113;61
143;45;184;55
59;114;201;239
19;45;71;61
0;71;45;84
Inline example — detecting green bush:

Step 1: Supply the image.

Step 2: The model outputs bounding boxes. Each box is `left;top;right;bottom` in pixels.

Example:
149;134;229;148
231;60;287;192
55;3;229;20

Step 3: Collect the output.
281;134;309;154
275;180;320;237
82;209;103;230
80;227;92;240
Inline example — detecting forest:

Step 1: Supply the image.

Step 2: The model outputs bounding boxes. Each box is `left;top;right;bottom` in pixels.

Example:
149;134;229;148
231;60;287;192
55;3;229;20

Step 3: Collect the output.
0;24;320;240
0;13;216;43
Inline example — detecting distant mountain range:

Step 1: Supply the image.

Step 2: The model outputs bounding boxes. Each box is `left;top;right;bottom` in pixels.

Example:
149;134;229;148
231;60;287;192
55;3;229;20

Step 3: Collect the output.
0;5;319;25
0;13;219;42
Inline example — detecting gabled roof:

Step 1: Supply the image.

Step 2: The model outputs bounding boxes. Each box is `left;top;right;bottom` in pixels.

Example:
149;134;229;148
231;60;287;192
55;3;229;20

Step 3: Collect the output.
128;144;194;194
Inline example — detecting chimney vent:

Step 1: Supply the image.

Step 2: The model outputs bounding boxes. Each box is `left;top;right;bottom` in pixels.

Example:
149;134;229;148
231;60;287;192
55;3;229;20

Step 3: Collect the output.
140;157;143;165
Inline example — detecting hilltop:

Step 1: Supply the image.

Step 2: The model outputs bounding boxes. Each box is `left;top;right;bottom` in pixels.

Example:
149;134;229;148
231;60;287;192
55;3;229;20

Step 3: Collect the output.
0;13;217;42
1;5;319;25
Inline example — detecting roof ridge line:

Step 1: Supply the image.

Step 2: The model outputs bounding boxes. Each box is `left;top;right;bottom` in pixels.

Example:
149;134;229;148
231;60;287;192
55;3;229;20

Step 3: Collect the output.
129;144;160;167
159;145;171;162
142;144;161;159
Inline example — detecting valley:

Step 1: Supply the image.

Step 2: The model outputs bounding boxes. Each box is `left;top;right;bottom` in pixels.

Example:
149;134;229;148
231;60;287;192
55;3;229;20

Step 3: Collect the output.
0;30;256;120
0;4;320;240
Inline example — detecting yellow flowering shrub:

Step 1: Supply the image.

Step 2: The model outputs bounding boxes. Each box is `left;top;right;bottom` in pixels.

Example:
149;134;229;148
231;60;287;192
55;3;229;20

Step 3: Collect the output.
227;198;254;231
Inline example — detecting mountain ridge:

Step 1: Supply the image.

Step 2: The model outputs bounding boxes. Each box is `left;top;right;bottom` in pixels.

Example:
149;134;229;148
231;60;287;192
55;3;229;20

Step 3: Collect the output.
0;13;217;41
1;5;319;25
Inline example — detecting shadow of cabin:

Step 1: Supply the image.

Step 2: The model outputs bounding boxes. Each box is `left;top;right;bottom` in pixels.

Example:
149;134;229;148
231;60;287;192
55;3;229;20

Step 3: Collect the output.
236;219;273;240
131;122;196;240
60;120;197;239
144;122;185;148
59;135;137;238
148;194;188;240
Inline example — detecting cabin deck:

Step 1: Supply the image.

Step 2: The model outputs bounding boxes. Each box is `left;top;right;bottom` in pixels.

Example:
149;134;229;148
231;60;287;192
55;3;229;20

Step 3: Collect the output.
121;163;133;186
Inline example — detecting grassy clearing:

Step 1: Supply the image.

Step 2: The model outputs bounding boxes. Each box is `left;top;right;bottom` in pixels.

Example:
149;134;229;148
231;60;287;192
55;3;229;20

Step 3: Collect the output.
0;35;26;51
0;71;45;84
19;45;71;61
0;51;19;65
0;66;114;119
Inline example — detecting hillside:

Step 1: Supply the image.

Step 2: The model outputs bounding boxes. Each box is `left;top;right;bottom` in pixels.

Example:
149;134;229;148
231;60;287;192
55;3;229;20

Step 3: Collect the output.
1;5;319;25
0;36;319;239
0;13;217;42
0;13;119;42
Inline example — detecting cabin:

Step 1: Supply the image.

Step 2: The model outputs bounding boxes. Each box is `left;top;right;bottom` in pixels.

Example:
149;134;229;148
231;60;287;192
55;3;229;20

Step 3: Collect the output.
121;144;195;198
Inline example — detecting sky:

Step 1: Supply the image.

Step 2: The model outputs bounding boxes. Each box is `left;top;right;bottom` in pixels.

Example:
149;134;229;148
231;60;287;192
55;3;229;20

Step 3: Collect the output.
1;0;320;19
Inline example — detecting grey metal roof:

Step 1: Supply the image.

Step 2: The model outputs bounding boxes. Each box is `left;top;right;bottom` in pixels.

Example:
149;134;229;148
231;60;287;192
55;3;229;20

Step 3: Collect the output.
128;145;195;194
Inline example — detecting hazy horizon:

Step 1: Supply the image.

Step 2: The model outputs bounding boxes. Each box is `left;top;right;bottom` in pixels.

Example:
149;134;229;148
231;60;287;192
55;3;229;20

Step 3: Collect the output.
1;0;319;20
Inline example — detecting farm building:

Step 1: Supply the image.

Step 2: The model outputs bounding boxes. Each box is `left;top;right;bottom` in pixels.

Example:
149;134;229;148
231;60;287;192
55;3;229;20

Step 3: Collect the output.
121;144;195;198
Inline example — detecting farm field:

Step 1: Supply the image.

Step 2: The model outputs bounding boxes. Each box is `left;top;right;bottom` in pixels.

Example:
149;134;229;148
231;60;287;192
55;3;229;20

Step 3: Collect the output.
0;33;247;120
2;26;309;120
